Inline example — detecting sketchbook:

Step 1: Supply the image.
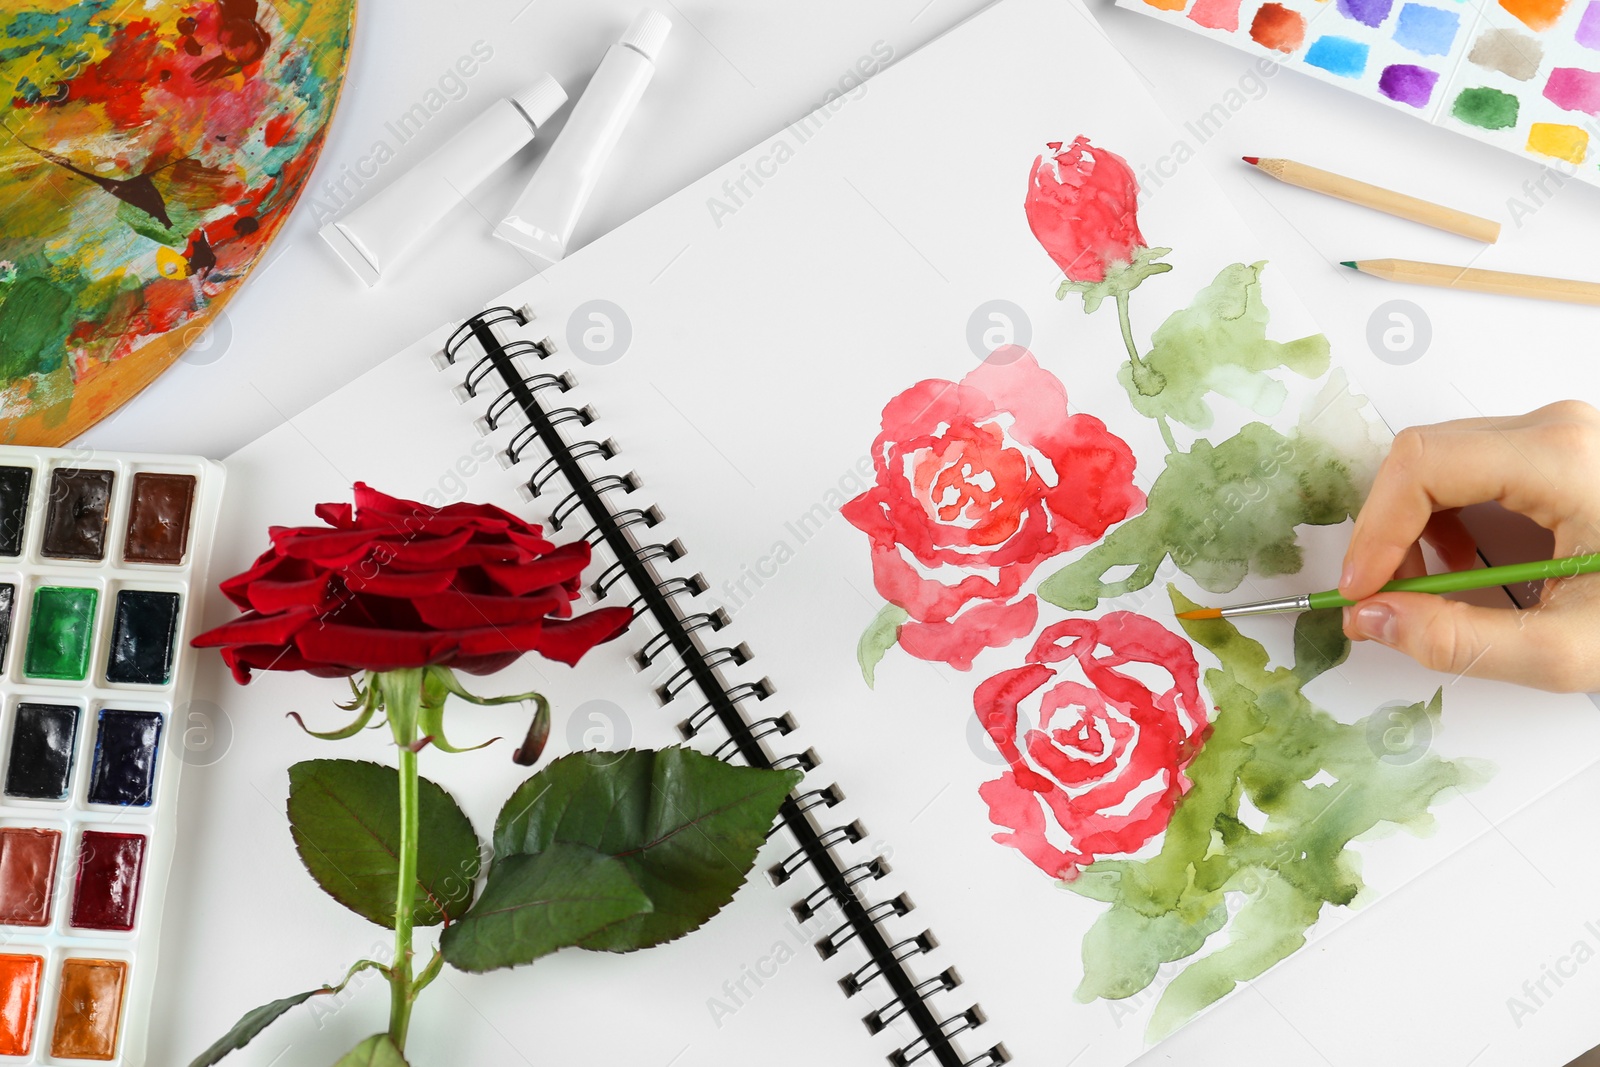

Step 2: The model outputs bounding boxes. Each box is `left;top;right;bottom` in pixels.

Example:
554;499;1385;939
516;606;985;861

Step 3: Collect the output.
163;0;1600;1064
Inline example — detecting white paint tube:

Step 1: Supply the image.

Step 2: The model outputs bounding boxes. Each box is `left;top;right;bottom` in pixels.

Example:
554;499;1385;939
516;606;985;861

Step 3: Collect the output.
493;10;671;267
321;74;569;286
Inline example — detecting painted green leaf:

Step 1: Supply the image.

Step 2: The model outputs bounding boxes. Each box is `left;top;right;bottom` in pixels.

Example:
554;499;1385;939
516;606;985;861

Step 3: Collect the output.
185;987;332;1067
1119;261;1330;431
489;747;801;953
287;759;480;929
1038;421;1364;611
1076;888;1228;1002
1292;608;1351;685
858;603;909;687
332;1035;409;1067
1066;586;1482;1037
439;842;653;973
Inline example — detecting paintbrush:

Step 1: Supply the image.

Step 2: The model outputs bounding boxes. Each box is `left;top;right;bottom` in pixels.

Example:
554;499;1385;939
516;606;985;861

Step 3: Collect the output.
1243;157;1500;243
1341;259;1600;306
1176;553;1600;620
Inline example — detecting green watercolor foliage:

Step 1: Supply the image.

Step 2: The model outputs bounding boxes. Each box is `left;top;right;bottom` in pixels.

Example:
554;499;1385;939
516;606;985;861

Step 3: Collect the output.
1067;587;1481;1039
1038;420;1366;610
1119;262;1330;431
858;604;909;688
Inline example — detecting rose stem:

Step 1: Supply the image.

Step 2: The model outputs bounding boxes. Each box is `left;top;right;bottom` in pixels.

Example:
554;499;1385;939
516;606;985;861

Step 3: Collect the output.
1114;290;1177;454
382;668;425;1051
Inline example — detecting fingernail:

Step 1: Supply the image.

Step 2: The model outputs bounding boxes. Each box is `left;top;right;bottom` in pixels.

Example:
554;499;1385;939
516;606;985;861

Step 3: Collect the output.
1339;561;1355;593
1342;605;1353;634
1354;603;1398;645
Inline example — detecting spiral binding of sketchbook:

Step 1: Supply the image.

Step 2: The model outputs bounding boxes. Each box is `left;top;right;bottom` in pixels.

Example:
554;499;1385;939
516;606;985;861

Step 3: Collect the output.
437;305;1007;1067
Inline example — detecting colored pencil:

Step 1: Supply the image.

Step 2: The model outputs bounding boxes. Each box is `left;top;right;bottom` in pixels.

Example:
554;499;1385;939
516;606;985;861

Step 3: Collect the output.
1175;553;1600;620
1244;157;1500;243
1340;258;1600;306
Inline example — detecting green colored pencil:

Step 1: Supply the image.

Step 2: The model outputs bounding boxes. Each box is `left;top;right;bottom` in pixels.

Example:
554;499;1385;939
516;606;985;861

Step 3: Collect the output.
1176;554;1600;619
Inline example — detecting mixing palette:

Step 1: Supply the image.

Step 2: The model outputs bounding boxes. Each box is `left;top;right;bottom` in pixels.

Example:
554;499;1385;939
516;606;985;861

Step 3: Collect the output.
0;446;222;1064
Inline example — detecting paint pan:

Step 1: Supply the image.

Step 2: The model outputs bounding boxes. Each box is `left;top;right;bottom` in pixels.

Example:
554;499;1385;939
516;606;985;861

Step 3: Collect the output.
0;447;224;1067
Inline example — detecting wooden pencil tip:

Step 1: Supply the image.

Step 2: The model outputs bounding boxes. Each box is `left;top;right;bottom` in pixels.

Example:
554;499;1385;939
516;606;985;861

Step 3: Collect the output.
1176;608;1223;620
1339;260;1359;269
1241;156;1260;166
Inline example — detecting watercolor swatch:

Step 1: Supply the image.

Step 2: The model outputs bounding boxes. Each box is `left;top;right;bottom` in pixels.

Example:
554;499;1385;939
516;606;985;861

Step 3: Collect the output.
1120;0;1600;180
0;0;357;446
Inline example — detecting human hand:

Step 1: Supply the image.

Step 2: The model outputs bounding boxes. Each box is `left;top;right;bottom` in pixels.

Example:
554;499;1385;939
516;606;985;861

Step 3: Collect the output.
1339;401;1600;692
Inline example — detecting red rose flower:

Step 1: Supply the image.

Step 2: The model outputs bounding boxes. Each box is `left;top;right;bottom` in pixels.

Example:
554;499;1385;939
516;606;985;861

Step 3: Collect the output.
976;613;1208;879
1025;136;1147;284
193;483;633;683
841;350;1143;670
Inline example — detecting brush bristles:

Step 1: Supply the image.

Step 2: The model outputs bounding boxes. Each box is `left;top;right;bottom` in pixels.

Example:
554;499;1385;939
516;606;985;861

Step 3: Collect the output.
1176;607;1223;620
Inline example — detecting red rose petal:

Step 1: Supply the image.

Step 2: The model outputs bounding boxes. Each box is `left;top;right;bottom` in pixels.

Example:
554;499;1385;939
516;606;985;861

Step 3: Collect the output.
221;643;354;684
895;595;1040;671
979;772;1084;879
482;541;592;594
524;608;633;666
973;662;1056;768
294;624;456;671
378;542;526;571
193;608;317;648
315;502;355;528
412;588;571;628
219;547;292;610
339;567;457;597
246;574;338;614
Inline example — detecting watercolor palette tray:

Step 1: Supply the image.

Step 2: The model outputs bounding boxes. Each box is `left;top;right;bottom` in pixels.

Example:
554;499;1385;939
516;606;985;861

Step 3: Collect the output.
0;446;222;1064
1120;0;1600;182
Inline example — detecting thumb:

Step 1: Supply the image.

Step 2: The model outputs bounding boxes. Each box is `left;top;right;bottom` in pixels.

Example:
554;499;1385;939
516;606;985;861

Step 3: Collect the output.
1343;592;1577;690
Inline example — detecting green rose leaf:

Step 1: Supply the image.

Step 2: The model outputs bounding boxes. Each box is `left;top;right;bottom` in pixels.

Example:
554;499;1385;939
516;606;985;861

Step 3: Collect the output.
287;759;480;929
1292;608;1351;685
481;747;801;957
1038;421;1365;611
186;987;331;1067
439;842;653;973
1120;261;1330;430
858;603;909;687
187;958;388;1067
332;1035;409;1067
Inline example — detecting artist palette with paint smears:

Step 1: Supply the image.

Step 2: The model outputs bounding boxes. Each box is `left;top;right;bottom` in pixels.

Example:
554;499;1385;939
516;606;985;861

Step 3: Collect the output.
0;0;357;445
0;443;222;1064
1120;0;1600;182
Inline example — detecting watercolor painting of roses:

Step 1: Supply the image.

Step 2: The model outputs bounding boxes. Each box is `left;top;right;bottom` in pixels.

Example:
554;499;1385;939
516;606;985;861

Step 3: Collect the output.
842;134;1478;1040
976;614;1208;880
844;349;1143;675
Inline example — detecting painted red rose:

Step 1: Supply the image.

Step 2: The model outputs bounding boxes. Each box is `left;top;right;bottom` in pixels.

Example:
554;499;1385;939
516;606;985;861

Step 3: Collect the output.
841;350;1143;670
976;613;1209;879
1025;136;1147;284
193;483;633;683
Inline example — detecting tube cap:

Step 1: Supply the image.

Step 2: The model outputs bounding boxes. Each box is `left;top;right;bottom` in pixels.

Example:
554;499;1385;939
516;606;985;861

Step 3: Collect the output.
621;9;672;62
511;74;569;129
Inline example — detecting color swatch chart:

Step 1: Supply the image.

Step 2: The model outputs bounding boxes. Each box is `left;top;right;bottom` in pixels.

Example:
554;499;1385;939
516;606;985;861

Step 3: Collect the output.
0;447;222;1065
1121;0;1600;182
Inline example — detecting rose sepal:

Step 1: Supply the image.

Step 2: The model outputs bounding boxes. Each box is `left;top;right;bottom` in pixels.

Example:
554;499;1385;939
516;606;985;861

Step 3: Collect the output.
1057;245;1173;313
287;677;380;741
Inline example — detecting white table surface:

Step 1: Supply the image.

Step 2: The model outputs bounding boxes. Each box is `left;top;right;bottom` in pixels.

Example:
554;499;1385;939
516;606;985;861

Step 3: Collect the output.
81;0;1600;1063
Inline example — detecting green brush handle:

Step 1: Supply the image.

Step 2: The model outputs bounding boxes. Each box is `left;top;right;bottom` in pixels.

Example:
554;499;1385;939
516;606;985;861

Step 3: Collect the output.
1306;552;1600;610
